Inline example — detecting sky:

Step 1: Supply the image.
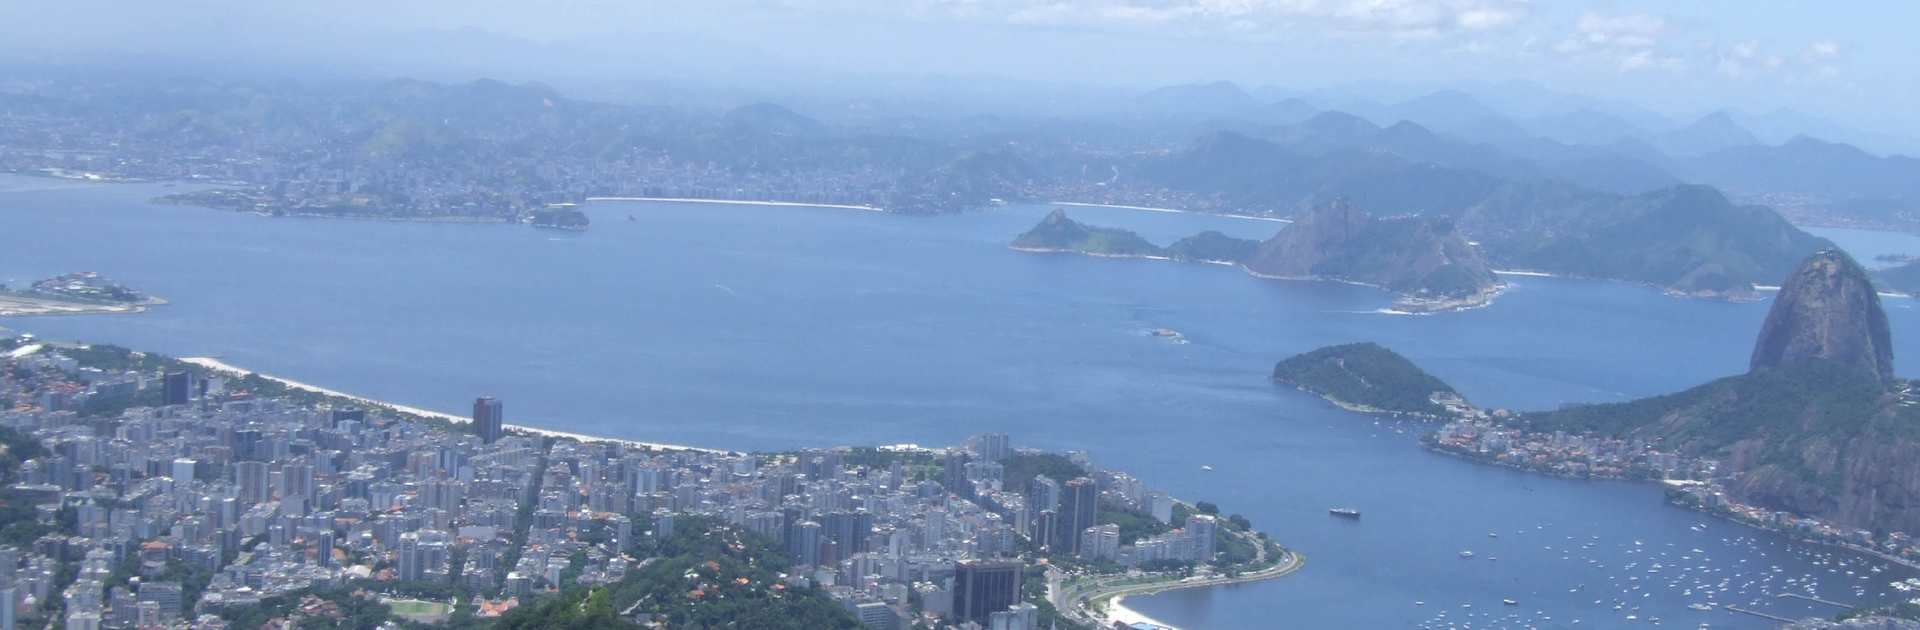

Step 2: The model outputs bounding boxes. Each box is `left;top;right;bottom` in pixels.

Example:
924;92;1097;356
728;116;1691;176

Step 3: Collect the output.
5;0;1916;135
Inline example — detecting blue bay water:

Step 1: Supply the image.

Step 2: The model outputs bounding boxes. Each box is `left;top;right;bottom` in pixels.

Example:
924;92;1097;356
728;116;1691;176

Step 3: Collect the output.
6;174;1920;628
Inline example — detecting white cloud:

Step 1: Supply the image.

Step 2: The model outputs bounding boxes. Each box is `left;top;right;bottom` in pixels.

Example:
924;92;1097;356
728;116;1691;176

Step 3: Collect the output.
1571;11;1666;49
1549;10;1681;73
1804;39;1842;62
773;0;1535;40
1715;39;1780;80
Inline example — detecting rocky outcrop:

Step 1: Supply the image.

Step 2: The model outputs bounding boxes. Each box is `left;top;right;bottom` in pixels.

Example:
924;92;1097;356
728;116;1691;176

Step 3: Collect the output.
1519;248;1920;533
1750;249;1894;382
1243;198;1500;299
1008;209;1162;257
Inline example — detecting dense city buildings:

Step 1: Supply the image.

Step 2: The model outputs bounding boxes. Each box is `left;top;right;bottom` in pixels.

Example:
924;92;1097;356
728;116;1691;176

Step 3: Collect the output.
0;337;1281;630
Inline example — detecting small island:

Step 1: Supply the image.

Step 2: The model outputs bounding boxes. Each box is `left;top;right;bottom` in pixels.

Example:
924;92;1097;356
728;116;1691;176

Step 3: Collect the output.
0;271;167;316
1010;201;1503;312
528;205;590;229
1010;209;1165;257
1271;342;1471;418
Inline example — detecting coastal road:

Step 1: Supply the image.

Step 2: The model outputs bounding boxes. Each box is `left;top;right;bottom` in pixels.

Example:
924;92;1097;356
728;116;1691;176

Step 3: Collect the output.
1053;532;1306;629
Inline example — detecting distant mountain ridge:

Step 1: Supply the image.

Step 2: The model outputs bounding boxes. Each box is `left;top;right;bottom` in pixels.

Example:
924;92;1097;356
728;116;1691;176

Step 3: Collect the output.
1140;132;1832;298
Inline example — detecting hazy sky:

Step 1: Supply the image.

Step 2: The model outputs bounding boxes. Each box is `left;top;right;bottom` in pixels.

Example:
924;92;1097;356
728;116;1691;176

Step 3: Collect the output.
6;0;1914;133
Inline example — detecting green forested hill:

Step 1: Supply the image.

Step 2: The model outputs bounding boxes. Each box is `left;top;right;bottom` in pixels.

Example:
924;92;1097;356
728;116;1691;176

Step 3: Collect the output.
1271;343;1459;417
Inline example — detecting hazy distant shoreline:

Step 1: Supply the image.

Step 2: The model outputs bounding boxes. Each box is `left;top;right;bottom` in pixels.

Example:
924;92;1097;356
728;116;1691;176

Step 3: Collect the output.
179;356;731;454
1048;201;1293;223
582;196;885;212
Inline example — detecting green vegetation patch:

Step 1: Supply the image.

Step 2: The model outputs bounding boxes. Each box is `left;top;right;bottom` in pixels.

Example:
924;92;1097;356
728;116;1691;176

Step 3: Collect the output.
1271;342;1458;417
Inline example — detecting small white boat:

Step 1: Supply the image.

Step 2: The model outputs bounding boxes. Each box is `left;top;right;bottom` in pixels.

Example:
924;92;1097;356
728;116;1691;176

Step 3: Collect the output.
1461;551;1475;558
1200;465;1213;471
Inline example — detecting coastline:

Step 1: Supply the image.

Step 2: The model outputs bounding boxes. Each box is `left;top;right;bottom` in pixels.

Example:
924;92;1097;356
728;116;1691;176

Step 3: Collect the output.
1092;550;1307;630
1494;268;1780;303
1273;380;1447;420
583;196;885;212
1421;431;1920;574
0;293;167;317
1008;245;1176;262
1047;201;1292;224
177;357;731;454
1241;266;1503;314
1011;245;1500;314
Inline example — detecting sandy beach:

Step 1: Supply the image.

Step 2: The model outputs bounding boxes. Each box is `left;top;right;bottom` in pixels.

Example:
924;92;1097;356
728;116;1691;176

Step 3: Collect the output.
1109;596;1183;630
1490;269;1557;278
1049;201;1292;223
178;357;731;454
584;197;885;212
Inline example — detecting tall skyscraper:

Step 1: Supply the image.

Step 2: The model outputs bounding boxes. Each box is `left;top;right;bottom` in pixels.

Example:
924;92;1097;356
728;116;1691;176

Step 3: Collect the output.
161;372;191;406
1055;478;1097;555
952;561;1021;625
329;408;366;428
472;396;503;444
1027;475;1059;515
944;450;971;497
1186;514;1219;562
973;433;1010;462
0;582;17;630
397;532;424;581
235;461;269;504
283;464;315;502
788;520;822;567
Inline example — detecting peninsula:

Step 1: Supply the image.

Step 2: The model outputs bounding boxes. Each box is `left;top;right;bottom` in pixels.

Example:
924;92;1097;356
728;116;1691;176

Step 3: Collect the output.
0;335;1299;630
1271;250;1920;585
0;271;166;316
1242;198;1501;312
1010;201;1503;312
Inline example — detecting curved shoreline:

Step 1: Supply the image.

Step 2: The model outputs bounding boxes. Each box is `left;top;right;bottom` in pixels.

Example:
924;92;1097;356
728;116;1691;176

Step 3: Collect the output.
1046;201;1293;223
177;357;731;454
1084;550;1307;630
583;196;885;212
1013;245;1503;313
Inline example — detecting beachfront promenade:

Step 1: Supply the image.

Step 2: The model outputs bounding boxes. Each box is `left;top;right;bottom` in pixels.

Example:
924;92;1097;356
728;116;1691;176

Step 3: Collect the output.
1052;529;1306;630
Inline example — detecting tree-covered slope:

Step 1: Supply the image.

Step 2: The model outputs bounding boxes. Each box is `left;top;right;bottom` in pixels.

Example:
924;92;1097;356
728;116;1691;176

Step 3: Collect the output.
1165;230;1262;263
1482;185;1833;298
1244;199;1500;299
1010;209;1164;257
1271;342;1460;417
605;516;861;630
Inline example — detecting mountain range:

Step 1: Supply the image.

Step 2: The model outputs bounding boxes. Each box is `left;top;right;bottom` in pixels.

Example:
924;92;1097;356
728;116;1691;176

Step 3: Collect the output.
1131;81;1920;232
1143;131;1833;298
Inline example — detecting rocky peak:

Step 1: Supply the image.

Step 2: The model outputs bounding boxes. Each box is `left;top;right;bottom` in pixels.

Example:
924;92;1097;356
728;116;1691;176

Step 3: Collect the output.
1289;198;1372;242
1749;249;1894;382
